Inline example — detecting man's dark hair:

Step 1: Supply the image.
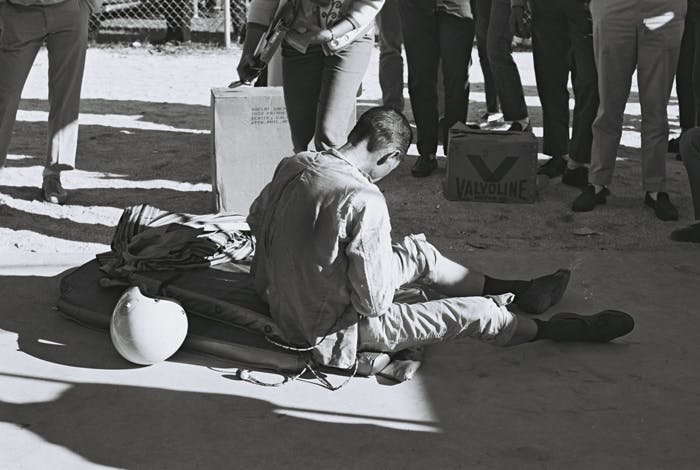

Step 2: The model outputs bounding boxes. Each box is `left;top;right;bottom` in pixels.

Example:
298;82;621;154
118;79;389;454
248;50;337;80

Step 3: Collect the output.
347;106;413;154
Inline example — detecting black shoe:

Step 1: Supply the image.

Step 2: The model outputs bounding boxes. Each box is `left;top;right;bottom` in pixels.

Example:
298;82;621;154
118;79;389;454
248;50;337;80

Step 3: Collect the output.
42;173;67;204
670;222;700;243
537;157;566;178
562;166;589;188
507;120;531;132
572;185;609;212
542;310;634;342
515;269;571;315
644;192;679;221
411;154;438;177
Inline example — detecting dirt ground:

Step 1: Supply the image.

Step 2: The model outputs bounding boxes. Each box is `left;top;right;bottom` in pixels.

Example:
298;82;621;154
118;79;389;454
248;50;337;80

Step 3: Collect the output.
2;43;700;470
1;42;696;257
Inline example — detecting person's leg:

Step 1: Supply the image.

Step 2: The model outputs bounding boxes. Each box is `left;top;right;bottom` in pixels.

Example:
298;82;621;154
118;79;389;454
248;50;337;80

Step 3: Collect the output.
474;0;499;115
399;0;440;175
689;10;700;128
676;13;695;133
44;0;89;176
377;0;405;113
671;127;700;242
391;234;571;315
437;12;474;151
636;0;685;202
582;0;637;198
486;0;528;124
0;3;44;168
315;34;373;150
566;0;598;167
281;45;324;152
531;0;570;162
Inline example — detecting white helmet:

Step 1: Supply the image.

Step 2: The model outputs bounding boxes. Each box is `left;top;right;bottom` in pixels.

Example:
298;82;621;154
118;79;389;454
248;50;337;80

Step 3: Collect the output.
110;286;188;365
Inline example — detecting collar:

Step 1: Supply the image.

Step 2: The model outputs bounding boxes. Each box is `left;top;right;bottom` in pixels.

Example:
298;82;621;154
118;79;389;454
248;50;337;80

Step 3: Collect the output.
323;148;373;182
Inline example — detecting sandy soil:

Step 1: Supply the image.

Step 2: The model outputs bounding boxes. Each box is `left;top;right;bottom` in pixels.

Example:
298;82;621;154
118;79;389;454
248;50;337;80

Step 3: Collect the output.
0;42;696;261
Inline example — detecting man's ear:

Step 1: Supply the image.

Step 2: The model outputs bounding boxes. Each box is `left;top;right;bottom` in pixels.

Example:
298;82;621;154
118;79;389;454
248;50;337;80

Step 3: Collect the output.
377;149;401;166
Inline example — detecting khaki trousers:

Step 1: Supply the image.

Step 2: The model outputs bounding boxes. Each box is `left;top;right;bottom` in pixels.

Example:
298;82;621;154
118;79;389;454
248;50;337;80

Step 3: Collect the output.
0;0;89;170
589;0;687;191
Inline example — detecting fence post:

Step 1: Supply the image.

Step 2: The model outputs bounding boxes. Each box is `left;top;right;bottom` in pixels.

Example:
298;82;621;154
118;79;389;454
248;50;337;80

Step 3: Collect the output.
224;0;232;48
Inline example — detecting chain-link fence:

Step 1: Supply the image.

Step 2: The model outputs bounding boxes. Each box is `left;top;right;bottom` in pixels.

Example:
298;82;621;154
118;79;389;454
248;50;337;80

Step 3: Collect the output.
89;0;248;45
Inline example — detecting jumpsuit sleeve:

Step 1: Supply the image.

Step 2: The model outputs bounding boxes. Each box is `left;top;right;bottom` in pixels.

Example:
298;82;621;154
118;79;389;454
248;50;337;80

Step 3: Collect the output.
345;190;395;317
342;0;385;30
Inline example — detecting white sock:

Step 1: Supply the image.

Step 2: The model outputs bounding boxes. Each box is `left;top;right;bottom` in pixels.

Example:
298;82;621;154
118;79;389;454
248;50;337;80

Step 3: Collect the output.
648;191;658;201
593;184;606;194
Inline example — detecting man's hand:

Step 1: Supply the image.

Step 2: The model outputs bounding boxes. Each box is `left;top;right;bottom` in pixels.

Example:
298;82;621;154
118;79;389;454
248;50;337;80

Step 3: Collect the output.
286;24;333;46
236;53;261;84
510;5;531;39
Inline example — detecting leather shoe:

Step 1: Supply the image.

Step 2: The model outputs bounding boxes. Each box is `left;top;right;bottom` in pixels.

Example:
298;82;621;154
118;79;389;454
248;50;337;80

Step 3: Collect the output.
562;166;588;188
411;154;437;177
537;157;566;178
645;192;678;221
572;184;609;212
543;310;634;342
42;173;67;205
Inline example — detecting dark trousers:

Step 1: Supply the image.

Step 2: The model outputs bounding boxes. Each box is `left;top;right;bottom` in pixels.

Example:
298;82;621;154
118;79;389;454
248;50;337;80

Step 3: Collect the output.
400;0;475;156
377;0;404;113
473;0;499;113
473;0;527;121
681;127;700;220
161;0;193;42
531;0;598;163
677;9;700;131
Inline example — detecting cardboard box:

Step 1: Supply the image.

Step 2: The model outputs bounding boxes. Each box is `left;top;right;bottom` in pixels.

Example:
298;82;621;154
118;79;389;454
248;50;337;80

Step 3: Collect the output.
444;123;538;203
211;86;293;214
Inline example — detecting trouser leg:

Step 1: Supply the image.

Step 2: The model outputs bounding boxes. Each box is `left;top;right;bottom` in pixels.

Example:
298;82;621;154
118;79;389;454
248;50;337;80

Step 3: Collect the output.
315;33;373;150
44;0;89;172
486;0;527;121
691;12;700;128
474;0;499;113
680;127;700;220
282;45;324;152
566;0;597;164
531;0;570;158
0;3;44;167
677;15;695;130
588;0;637;187
636;0;685;192
437;12;474;151
377;0;404;113
399;0;439;157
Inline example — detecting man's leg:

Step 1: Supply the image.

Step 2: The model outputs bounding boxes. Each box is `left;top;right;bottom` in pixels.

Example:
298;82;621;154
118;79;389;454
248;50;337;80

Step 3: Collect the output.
399;0;440;175
486;0;528;124
473;0;500;115
691;11;700;128
281;45;324;152
0;3;44;168
531;0;570;163
391;234;570;315
377;0;404;113
437;12;474;152
315;34;373;151
676;12;696;133
566;0;598;168
573;0;636;212
671;127;700;242
636;0;684;223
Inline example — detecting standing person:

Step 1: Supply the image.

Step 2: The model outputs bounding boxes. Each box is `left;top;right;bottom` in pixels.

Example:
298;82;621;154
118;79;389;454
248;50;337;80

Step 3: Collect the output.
247;107;634;370
572;0;687;221
473;0;529;131
237;0;384;153
513;0;598;188
472;0;503;128
0;0;99;204
399;0;475;177
376;0;404;113
671;127;700;242
669;0;700;155
159;0;193;43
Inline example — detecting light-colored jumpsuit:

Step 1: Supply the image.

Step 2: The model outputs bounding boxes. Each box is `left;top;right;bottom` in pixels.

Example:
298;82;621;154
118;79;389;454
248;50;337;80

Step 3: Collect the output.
247;150;518;369
0;0;95;171
589;0;687;191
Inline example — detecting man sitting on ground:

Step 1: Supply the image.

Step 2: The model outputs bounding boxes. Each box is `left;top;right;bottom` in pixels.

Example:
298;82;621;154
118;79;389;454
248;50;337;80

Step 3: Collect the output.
247;107;634;370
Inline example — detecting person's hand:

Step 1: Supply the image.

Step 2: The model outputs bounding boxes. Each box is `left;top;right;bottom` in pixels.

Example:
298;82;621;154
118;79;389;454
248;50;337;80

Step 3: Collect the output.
236;52;261;83
287;25;333;46
510;5;530;39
